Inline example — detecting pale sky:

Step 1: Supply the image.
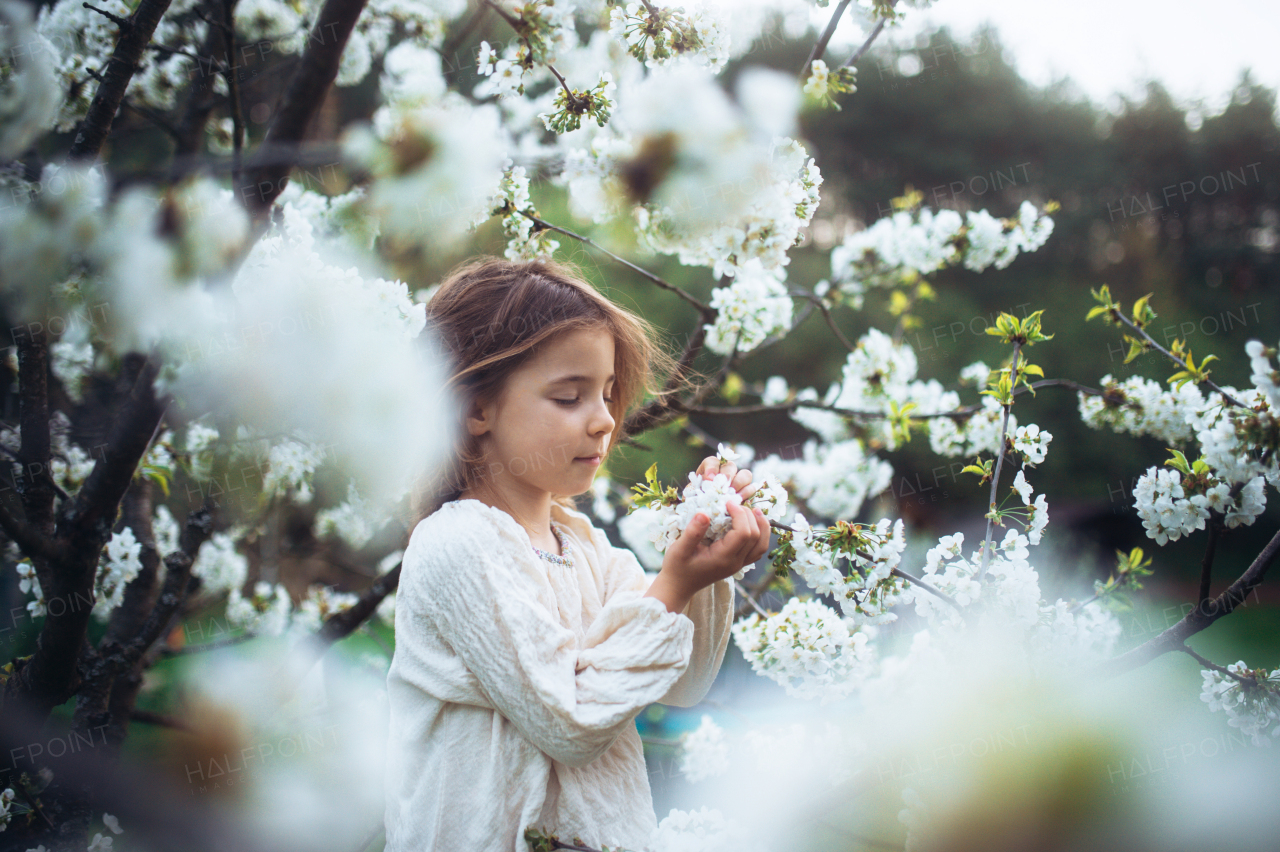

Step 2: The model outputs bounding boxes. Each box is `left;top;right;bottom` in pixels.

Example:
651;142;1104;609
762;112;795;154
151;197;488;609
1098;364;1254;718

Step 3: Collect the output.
821;0;1280;117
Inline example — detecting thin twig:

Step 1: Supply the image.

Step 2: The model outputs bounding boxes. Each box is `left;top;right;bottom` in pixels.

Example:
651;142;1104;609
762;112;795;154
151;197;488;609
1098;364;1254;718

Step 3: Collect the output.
516;210;713;318
843;8;892;68
1112;311;1245;408
801;0;853;74
734;579;770;618
891;567;964;613
545;62;585;110
793;288;855;352
1179;644;1248;683
976;343;1020;582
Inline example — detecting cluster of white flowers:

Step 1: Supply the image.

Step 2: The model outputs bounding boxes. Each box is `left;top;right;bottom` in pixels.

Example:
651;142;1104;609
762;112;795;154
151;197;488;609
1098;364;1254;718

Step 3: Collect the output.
589;476;617;524
754;438;892;521
1247;339;1280;408
830;201;1054;294
1132;466;1213;545
342;97;507;251
476;39;527;98
783;513;841;595
909;525;1050;632
485;164;560;262
225;581;293;637
191;532;249;596
0;1;59;159
1010;471;1050;545
730;597;870;701
564;67;817;278
1030;598;1122;665
1012;423;1053;466
645;807;748;852
315;481;384;550
1077;374;1203;444
616;504;666;570
634;135;822;279
50;333;95;403
152;504;179;561
92;527;143;621
1188;390;1279;489
15;559;44;617
640;444;787;570
645;468;786;578
1200;662;1280;747
262;438;330;503
290;584;361;633
45;411;97;495
962;202;1054;271
678;715;729;782
927;395;1015;458
379;40;448;108
0;785;14;831
831;206;963;291
841;518;909;623
0;163;108;307
37;0;205;132
704;262;793;354
608;3;730;70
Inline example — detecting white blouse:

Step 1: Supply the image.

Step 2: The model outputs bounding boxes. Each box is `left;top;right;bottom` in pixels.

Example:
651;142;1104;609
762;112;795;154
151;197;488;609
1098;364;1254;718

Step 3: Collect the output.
383;498;734;852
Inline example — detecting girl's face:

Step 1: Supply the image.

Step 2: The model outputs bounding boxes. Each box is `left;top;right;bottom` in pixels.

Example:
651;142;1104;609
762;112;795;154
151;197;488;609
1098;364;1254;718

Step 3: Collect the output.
466;325;617;500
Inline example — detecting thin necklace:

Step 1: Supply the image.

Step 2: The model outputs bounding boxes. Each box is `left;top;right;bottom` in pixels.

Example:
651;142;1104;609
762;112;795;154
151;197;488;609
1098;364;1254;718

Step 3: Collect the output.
531;524;574;567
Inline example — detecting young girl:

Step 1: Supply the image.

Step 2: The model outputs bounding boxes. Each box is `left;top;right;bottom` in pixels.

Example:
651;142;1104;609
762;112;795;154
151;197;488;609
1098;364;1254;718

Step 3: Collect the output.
383;258;770;852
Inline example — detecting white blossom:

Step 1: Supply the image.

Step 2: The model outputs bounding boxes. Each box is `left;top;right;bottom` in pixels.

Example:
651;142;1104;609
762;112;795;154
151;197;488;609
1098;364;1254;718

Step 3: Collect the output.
704;262;793;354
730;598;870;701
1012;423;1052;466
1200;662;1280;747
191;532;248;597
678;715;729;782
226;581;293;637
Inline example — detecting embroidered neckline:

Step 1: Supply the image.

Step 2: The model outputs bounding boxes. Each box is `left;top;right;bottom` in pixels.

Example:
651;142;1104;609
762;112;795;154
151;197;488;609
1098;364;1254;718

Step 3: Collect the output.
531;524;574;567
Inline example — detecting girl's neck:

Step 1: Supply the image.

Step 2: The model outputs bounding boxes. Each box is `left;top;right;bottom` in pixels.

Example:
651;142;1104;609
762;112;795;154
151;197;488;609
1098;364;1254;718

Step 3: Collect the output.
459;480;557;551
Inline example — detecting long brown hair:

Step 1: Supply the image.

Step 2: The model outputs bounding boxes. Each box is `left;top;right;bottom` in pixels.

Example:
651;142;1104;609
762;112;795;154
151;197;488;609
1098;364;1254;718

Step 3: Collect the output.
407;257;672;527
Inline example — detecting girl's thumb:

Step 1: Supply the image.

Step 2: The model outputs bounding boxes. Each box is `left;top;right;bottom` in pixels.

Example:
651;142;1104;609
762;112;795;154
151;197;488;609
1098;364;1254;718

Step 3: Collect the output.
671;512;709;557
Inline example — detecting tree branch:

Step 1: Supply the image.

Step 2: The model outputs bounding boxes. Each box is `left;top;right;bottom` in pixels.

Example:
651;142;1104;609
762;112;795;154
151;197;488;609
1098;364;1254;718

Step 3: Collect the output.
1198;519;1220;606
242;0;370;221
1093;527;1280;679
69;0;176;161
1111;311;1245;408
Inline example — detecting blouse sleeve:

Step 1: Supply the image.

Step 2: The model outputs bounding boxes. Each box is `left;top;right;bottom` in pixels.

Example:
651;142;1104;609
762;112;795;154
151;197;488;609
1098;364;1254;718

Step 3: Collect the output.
411;508;695;769
596;536;735;708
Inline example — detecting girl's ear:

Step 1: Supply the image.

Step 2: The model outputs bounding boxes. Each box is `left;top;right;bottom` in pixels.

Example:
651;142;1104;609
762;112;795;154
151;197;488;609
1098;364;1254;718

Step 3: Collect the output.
465;397;491;437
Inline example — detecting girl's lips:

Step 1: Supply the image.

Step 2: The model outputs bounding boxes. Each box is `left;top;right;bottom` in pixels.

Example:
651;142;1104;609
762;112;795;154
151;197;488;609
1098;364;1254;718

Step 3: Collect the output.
574;455;602;464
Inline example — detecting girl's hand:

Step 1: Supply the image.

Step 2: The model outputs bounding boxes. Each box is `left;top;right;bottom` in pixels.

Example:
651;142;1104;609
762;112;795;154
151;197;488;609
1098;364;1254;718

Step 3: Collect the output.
644;455;773;614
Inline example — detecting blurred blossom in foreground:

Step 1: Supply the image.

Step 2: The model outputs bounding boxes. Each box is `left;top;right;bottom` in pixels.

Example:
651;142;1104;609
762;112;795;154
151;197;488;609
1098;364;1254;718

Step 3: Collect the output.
176;639;389;852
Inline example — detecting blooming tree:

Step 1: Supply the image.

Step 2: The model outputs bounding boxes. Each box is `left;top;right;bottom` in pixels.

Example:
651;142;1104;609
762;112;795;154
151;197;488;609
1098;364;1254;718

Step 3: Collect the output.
0;0;1277;850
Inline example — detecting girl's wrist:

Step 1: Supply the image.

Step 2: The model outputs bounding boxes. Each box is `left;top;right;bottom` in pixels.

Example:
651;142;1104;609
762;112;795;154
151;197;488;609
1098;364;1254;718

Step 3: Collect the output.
644;569;694;614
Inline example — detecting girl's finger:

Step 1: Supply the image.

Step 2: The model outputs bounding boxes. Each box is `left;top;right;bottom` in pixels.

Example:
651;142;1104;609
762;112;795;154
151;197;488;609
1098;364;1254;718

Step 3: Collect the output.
668;512;710;563
696;456;717;478
726;500;757;554
731;467;752;494
747;509;770;563
713;460;738;483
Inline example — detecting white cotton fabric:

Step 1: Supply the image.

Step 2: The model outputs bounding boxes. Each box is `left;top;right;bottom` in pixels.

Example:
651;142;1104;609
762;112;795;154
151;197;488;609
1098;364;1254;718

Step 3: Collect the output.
384;498;734;852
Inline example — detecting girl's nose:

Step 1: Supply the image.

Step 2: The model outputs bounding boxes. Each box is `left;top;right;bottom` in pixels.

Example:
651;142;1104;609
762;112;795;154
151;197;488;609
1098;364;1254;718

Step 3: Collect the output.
589;397;615;435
